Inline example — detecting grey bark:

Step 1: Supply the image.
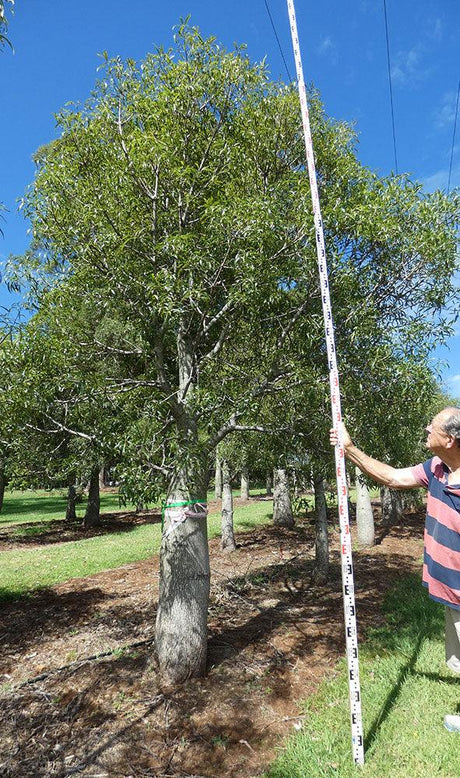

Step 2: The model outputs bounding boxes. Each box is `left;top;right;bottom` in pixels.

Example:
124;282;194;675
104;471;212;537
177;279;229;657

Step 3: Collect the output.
65;475;77;522
266;471;273;497
273;468;294;527
380;486;403;526
214;456;222;500
355;467;375;547
155;323;210;684
221;460;236;552
83;467;101;528
240;465;249;501
313;474;329;583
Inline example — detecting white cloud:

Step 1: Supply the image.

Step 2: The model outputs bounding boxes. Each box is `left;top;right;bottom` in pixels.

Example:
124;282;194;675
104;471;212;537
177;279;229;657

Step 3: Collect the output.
391;47;419;85
429;17;443;42
435;91;458;130
445;374;460;400
391;45;431;88
422;161;460;192
317;36;338;64
421;168;449;192
441;374;460;399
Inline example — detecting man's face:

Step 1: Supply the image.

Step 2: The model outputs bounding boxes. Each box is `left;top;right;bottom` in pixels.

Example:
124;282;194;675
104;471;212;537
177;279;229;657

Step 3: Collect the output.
425;412;452;454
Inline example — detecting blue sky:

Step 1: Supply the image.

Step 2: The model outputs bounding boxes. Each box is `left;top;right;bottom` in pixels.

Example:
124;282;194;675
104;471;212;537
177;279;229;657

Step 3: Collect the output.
1;0;459;396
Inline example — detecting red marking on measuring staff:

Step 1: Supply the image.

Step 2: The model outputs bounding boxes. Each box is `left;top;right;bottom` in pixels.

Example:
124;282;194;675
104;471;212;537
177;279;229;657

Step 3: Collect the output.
286;0;365;765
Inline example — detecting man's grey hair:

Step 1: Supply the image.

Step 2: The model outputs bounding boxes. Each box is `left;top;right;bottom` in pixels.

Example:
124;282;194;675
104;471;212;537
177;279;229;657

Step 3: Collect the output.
441;407;460;446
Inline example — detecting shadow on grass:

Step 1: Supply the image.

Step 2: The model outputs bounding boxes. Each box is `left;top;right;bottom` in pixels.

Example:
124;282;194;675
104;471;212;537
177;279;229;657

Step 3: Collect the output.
0;510;162;548
364;573;445;751
0;495;68;520
364;631;425;752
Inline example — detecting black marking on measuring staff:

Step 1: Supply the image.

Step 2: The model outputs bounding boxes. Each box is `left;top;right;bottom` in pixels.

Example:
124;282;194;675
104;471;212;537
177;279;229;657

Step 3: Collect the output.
285;0;365;766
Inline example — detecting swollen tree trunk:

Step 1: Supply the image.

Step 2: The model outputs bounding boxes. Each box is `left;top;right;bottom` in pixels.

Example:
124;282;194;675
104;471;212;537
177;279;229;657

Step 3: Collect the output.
273;468;294;527
155;323;210;685
214;455;222;500
266;471;273;497
221;460;236;552
83;467;101;528
313;473;329;583
240;465;249;501
355;467;375;547
65;475;78;522
381;486;403;526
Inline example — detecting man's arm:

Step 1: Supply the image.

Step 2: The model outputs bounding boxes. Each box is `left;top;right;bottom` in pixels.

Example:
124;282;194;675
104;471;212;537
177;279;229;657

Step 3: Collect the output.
330;425;421;489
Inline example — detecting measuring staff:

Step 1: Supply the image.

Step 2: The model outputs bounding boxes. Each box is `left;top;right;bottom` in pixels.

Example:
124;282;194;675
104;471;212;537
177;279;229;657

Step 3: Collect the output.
286;0;365;764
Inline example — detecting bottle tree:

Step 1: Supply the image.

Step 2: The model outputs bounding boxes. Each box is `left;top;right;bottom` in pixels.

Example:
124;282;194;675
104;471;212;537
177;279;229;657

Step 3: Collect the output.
12;24;459;683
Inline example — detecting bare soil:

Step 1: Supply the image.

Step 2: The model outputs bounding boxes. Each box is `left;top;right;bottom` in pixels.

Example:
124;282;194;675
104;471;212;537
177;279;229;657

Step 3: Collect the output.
0;499;425;778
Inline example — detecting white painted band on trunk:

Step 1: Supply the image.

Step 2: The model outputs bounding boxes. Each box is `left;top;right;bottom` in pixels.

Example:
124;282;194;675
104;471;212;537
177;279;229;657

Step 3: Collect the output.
163;501;208;537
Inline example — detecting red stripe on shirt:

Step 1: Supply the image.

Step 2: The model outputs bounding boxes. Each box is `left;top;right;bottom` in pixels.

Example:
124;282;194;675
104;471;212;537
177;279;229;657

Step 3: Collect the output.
424;531;460;571
411;463;428;487
426;494;460;533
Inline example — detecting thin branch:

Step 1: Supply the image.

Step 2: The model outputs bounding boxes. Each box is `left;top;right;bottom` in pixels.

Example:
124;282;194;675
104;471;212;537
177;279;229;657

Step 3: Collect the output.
116;101;158;201
26;416;95;443
198;322;231;365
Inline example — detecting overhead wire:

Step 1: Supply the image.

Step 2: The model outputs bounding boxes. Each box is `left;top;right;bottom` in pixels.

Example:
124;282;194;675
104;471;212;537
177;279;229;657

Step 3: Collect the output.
263;0;293;83
265;0;400;177
383;0;398;174
447;77;460;194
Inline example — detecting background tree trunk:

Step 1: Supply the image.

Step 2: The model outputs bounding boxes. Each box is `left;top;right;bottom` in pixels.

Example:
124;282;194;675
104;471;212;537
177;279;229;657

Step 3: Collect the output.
214;456;222;500
273;468;294;527
65;475;77;522
381;486;403;526
99;465;108;490
240;465;249;501
313;473;329;583
221;460;236;552
356;467;375;547
266;471;273;497
83;467;101;528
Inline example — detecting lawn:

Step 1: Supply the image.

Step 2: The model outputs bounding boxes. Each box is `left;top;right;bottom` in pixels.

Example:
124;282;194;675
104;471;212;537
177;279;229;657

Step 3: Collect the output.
266;575;460;778
0;490;273;601
0;488;124;527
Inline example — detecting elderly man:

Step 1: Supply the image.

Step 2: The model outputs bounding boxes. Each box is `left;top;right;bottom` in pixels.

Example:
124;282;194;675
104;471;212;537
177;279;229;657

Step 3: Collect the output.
330;407;460;732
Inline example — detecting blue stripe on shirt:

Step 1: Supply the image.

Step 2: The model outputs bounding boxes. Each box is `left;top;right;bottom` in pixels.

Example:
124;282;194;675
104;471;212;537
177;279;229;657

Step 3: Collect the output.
426;514;460;553
424;550;460;590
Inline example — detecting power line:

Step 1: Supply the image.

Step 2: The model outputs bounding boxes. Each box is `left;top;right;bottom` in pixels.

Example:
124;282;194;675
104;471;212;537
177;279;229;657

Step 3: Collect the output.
263;0;293;83
447;78;460;194
383;0;398;174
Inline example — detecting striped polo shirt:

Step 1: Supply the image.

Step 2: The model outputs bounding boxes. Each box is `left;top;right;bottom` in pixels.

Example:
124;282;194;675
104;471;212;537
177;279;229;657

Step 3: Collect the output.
411;457;460;610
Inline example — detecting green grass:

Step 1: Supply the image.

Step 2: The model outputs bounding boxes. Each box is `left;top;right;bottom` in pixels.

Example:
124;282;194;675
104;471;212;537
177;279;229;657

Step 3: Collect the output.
266;575;460;778
0;489;125;527
0;485;268;528
0;496;272;601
